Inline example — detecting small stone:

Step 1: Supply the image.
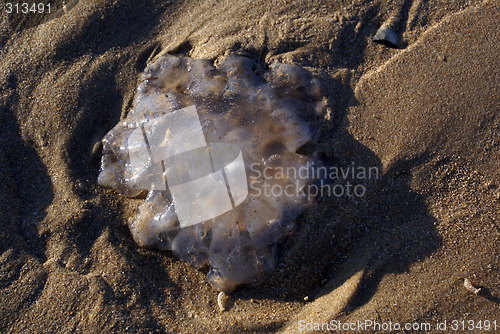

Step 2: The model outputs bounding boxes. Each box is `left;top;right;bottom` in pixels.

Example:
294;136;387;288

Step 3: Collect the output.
373;26;399;48
438;53;447;62
463;278;481;295
218;291;226;312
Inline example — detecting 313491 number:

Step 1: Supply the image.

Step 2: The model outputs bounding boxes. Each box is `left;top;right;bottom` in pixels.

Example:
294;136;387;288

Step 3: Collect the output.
5;2;51;14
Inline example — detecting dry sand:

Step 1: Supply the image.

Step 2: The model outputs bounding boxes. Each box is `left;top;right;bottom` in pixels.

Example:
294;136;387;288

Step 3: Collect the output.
0;0;498;333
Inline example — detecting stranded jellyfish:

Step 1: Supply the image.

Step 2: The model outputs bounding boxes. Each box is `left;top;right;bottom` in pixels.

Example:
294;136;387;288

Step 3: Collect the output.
98;54;328;293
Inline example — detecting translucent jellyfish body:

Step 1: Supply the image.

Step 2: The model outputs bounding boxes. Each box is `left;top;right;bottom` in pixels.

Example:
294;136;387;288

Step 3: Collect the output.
98;54;328;293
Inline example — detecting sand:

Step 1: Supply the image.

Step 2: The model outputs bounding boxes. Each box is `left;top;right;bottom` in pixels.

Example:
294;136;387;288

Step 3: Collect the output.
0;0;498;333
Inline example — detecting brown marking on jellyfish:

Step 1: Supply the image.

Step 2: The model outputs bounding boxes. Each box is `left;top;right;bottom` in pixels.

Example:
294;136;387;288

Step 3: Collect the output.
140;76;159;83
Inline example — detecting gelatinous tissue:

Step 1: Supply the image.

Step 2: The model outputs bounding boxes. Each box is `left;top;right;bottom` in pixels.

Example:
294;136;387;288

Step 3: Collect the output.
98;54;329;293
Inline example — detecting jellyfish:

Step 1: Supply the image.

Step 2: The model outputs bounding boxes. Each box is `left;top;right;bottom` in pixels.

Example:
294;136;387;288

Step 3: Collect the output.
98;54;328;293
